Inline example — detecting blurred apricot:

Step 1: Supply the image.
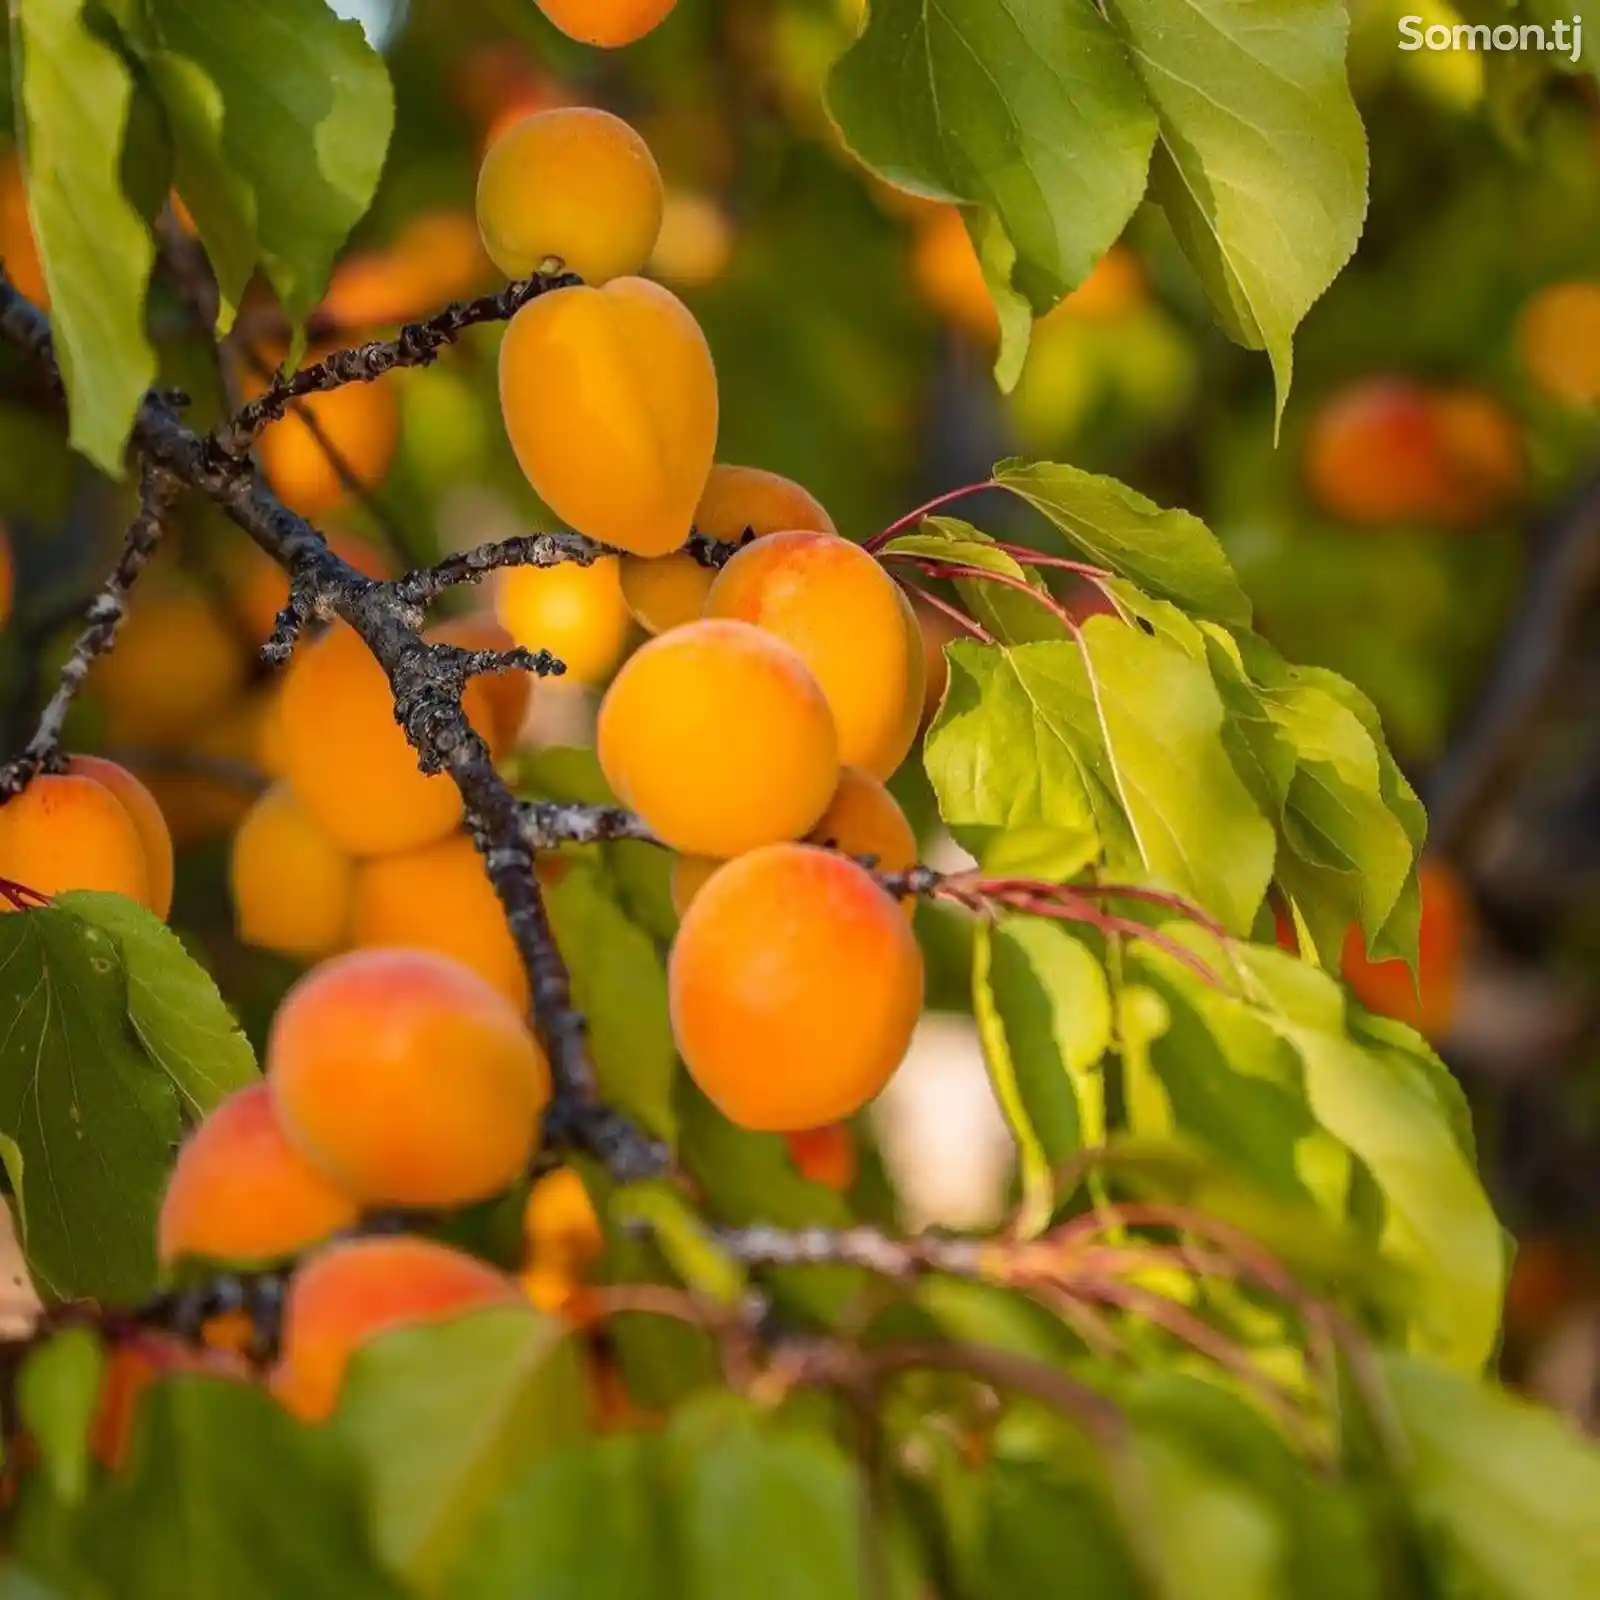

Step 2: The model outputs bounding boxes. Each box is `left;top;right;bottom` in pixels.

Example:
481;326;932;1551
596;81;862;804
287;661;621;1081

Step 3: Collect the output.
0;769;155;911
0;150;47;307
495;557;633;687
137;691;273;847
227;530;396;647
535;0;677;47
320;211;493;331
521;1167;604;1313
693;462;837;542
158;1084;360;1267
427;614;532;751
92;1334;242;1471
272;1236;524;1423
269;948;550;1207
786;1124;857;1192
499;278;718;557
1040;246;1146;324
258;378;400;519
1516;281;1600;406
670;843;924;1131
64;755;174;919
1431;388;1523;524
597;618;838;857
1342;859;1470;1040
648;191;734;288
910;207;995;342
230;784;354;960
1504;1234;1589;1342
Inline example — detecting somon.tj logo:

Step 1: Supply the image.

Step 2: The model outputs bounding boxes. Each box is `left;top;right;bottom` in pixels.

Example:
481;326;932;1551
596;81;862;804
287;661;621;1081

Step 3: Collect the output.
1399;13;1584;62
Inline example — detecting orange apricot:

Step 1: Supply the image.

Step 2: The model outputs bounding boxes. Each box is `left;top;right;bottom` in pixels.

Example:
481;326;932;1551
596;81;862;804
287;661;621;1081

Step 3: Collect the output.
1431;388;1524;525
648;191;734;289
426;614;532;751
495;557;634;687
477;108;664;284
278;623;495;857
499;277;718;558
258;378;400;519
806;767;918;921
0;150;47;308
669;853;723;918
524;1167;604;1273
351;834;527;1013
1342;859;1470;1041
319;211;493;331
157;1084;361;1267
92;1334;243;1471
705;533;925;779
1041;245;1146;324
693;463;837;542
268;948;550;1207
786;1124;857;1192
272;1236;524;1423
618;552;714;634
229;785;354;960
1516;281;1600;406
669;843;924;1131
1303;378;1451;525
535;0;677;48
0;771;153;910
597;618;838;857
64;755;174;919
910;207;995;342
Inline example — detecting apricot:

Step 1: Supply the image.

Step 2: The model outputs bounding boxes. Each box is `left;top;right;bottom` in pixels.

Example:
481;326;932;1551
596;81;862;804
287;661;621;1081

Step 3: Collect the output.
272;1236;524;1423
669;854;722;918
1040;245;1146;324
477;109;664;285
910;206;995;342
669;843;924;1131
535;0;677;48
1303;378;1451;525
0;770;153;910
786;1124;857;1192
278;623;496;857
1516;281;1600;406
92;1334;243;1471
137;690;275;847
597;618;838;856
520;1168;603;1314
911;594;964;726
90;585;248;744
705;533;925;778
495;557;633;686
228;531;396;647
693;462;837;543
230;785;354;960
618;552;714;635
64;755;174;919
499;278;718;558
807;767;917;872
1342;858;1470;1041
157;1084;360;1267
258;378;400;519
0;150;47;308
319;210;493;331
427;615;532;750
268;948;550;1207
351;834;527;1013
648;191;734;288
1431;388;1524;524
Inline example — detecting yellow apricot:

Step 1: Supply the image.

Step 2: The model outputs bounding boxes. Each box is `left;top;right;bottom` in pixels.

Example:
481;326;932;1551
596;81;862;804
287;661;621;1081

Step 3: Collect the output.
158;1084;361;1267
693;463;836;542
230;785;354;960
597;618;838;857
257;377;400;519
0;772;152;910
495;557;633;686
705;533;924;779
278;623;495;857
648;190;734;288
272;1236;524;1423
524;1167;604;1276
1517;281;1600;406
807;766;918;918
268;948;550;1207
90;586;248;745
499;278;718;558
351;833;527;1013
535;0;677;47
669;843;924;1131
618;552;714;635
65;756;174;920
425;615;532;754
477;108;664;284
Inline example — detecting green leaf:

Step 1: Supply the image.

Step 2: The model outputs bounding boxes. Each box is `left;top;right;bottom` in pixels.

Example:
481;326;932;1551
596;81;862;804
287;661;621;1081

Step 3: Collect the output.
827;0;1157;389
546;866;677;1146
0;906;180;1301
12;0;157;473
888;518;1066;647
333;1309;587;1596
614;1182;747;1308
1381;1353;1600;1598
132;0;394;329
17;1330;103;1507
59;892;257;1116
972;918;1110;1234
996;460;1253;625
1101;0;1368;416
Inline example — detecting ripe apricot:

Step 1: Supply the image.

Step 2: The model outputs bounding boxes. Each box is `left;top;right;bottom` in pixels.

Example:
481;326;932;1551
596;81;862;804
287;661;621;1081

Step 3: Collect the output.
1303;378;1450;525
1041;245;1146;324
258;378;400;519
0;150;47;308
64;756;174;919
910;207;995;342
521;1167;604;1314
351;834;527;1013
1342;859;1470;1040
786;1124;857;1192
495;557;633;687
669;843;924;1130
0;771;153;910
477;108;664;284
319;210;493;331
268;948;550;1207
272;1236;524;1423
1516;281;1600;406
499;278;718;558
157;1084;360;1267
648;191;734;289
278;623;496;857
426;615;532;751
597;618;838;856
535;0;676;47
230;785;354;960
705;533;925;778
807;767;918;918
228;531;396;646
693;463;837;543
90;585;248;745
618;552;714;635
1431;388;1524;524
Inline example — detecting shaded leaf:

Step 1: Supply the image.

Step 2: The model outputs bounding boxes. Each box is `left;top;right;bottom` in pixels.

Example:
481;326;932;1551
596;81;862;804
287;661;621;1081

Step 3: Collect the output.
17;1330;103;1506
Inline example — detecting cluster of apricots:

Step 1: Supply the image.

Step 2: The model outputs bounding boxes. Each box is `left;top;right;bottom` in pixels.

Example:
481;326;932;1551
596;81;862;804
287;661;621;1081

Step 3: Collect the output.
478;105;927;1136
1302;376;1524;529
